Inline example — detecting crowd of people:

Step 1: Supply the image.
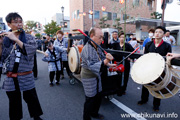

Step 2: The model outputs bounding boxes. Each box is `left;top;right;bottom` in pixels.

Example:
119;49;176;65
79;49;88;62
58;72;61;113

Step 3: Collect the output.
0;12;179;120
80;26;176;120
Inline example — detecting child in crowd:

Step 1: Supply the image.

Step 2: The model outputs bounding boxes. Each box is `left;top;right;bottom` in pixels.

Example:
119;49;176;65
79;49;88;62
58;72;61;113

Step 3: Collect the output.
42;42;65;86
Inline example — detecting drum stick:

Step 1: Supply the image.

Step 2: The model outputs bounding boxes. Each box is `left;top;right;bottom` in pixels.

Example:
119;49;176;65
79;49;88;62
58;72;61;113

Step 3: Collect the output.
72;29;107;55
36;50;47;55
117;47;140;66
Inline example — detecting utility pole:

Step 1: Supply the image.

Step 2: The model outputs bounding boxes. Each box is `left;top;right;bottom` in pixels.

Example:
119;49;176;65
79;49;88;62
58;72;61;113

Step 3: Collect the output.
92;0;94;28
161;0;166;27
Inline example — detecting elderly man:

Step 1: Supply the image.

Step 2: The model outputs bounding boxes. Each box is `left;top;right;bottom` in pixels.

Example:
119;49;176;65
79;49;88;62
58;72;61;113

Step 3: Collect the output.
81;27;116;120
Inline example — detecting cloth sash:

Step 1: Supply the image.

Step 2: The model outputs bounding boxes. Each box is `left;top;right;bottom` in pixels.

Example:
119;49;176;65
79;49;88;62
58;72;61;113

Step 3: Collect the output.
81;67;97;79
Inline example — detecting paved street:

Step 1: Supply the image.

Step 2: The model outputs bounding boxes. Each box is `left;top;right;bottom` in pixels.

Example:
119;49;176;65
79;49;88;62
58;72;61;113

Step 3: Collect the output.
0;46;180;120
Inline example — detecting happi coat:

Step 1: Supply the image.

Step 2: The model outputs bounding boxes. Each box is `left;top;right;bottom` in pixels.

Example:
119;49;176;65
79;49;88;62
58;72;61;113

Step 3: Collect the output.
2;34;36;91
42;46;64;72
53;38;68;61
81;41;106;97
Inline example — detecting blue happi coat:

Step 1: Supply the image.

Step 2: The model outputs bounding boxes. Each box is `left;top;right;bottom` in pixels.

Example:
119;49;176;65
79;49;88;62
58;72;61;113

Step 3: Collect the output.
53;38;68;61
42;47;64;72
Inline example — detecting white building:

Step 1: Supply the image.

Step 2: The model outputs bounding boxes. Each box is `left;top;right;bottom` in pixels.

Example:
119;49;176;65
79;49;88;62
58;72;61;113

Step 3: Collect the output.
52;13;70;34
156;0;180;45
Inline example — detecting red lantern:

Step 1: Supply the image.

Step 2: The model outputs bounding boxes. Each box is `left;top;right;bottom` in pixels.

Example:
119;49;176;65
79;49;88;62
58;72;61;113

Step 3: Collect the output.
83;12;86;16
119;0;125;4
89;10;93;15
101;6;106;11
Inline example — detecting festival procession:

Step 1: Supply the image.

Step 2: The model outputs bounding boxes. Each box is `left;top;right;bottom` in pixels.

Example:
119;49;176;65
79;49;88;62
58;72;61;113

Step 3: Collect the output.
1;0;180;120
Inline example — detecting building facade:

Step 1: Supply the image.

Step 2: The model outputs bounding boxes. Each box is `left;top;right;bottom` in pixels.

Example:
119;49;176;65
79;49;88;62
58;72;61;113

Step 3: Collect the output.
70;0;157;35
52;13;70;33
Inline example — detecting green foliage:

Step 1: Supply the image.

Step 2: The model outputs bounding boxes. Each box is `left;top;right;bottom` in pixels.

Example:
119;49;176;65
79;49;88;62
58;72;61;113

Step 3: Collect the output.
99;17;111;28
151;12;162;19
25;20;36;31
113;18;122;34
44;20;61;36
35;33;41;38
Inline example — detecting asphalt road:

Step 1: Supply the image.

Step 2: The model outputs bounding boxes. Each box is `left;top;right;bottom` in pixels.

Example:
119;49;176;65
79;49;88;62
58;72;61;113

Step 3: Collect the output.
1;46;180;120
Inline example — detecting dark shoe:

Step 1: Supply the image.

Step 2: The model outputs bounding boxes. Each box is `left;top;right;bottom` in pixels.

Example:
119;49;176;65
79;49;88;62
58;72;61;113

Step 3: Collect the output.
34;77;38;80
34;116;43;120
49;82;54;86
91;114;104;120
56;82;60;85
153;106;159;112
137;100;147;105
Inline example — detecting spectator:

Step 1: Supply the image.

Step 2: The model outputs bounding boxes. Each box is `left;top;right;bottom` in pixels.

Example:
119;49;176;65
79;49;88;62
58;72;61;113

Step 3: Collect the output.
163;30;176;45
143;29;155;52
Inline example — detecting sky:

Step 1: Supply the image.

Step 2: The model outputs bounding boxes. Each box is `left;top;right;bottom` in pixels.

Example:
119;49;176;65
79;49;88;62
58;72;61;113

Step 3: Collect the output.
0;0;180;26
0;0;70;25
156;0;180;22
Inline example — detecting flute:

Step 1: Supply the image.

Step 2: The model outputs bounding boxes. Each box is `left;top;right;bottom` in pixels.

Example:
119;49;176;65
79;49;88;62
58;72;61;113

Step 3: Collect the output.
0;28;23;38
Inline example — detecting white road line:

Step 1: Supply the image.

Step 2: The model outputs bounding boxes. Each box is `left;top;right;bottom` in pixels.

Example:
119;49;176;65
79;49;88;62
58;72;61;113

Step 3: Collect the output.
110;98;147;120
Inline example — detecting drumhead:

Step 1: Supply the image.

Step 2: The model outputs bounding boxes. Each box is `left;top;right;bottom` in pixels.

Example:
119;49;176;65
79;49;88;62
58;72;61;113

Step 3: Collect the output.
131;53;165;84
68;47;80;73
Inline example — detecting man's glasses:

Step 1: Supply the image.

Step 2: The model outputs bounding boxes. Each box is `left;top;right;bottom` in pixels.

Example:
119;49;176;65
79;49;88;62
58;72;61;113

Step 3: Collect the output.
11;20;23;24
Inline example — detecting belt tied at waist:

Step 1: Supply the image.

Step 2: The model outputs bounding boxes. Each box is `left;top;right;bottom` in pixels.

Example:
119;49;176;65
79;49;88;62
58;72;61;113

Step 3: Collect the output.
7;71;33;78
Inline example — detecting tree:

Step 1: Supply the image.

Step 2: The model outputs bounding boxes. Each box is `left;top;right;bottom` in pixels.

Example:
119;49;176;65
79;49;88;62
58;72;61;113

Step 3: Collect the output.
25;20;36;31
151;12;162;19
113;18;122;34
44;20;61;36
99;17;111;28
35;33;41;39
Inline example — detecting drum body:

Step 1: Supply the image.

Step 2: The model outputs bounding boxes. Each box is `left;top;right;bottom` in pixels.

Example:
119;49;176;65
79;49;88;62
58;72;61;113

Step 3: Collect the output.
68;45;83;74
131;53;180;99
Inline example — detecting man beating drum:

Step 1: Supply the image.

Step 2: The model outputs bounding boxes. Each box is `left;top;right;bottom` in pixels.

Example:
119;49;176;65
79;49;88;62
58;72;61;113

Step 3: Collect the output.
137;26;172;112
81;27;116;120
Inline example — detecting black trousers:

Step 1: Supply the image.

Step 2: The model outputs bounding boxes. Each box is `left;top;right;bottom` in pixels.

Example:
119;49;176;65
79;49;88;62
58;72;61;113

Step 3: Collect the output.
83;93;102;120
6;88;43;120
49;71;61;83
141;86;161;107
60;60;71;77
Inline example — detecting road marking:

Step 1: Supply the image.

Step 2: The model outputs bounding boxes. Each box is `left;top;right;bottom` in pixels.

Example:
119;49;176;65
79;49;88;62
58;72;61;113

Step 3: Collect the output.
110;98;147;120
